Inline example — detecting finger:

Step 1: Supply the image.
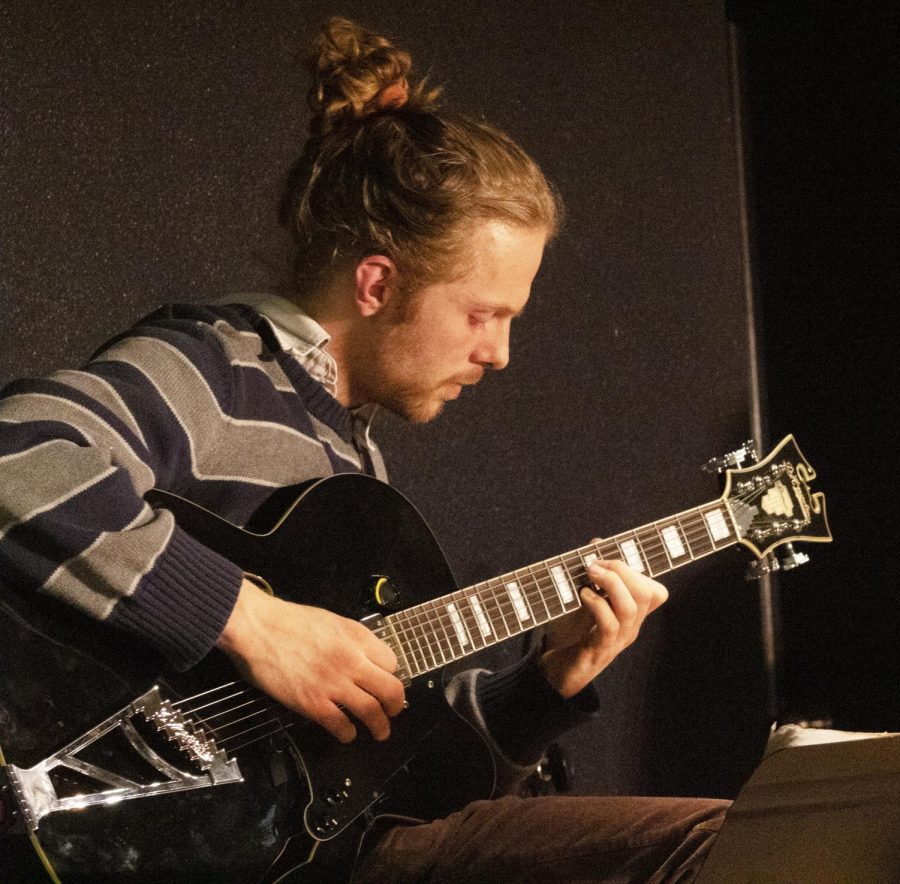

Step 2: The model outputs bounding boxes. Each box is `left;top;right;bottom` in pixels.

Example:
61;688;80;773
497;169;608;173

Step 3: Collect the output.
608;558;667;608
579;586;621;643
341;683;393;741
357;663;407;717
592;559;667;615
352;623;399;673
589;562;638;623
311;700;358;744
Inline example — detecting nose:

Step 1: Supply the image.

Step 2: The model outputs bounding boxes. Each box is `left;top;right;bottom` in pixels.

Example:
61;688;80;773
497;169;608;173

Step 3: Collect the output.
475;319;511;371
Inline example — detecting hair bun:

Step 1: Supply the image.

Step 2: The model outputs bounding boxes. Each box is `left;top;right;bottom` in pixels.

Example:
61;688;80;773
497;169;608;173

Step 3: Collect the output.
307;17;419;136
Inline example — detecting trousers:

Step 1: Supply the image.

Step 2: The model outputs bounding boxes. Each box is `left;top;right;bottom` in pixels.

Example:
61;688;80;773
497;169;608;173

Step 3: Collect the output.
352;794;730;883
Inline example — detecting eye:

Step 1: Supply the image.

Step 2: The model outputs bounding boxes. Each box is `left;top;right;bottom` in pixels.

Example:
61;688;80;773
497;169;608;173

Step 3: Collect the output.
469;311;494;326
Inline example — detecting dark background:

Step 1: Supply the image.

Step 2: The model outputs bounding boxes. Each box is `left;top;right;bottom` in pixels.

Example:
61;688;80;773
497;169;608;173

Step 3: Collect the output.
1;1;896;803
732;4;899;733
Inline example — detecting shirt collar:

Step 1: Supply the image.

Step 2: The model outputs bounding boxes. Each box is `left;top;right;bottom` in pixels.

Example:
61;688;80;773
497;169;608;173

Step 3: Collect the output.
228;291;331;355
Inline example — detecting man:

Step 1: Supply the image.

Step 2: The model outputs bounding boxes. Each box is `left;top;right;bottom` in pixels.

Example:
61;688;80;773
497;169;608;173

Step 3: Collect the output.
0;16;728;882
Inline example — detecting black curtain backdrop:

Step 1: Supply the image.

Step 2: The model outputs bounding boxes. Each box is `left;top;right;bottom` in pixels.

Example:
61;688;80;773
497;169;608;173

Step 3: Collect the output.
1;1;776;800
732;5;899;731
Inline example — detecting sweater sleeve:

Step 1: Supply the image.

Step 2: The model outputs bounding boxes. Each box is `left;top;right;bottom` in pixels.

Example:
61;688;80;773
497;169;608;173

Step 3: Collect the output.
0;310;245;670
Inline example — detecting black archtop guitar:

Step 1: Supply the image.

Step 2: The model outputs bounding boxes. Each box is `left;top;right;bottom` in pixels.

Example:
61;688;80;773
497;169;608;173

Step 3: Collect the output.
0;435;830;882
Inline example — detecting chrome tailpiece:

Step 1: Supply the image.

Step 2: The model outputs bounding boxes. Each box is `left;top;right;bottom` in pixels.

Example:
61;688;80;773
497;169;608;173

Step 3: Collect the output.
4;685;242;831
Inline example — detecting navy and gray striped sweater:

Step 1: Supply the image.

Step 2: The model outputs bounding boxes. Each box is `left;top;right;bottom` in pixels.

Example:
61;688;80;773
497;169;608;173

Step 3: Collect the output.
0;302;595;770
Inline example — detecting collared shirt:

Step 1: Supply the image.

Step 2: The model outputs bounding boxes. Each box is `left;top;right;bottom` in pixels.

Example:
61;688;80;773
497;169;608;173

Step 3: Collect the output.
229;291;338;395
224;292;382;468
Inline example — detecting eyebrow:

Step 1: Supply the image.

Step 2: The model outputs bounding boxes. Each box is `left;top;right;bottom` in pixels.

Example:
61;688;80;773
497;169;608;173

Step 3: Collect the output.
470;300;528;319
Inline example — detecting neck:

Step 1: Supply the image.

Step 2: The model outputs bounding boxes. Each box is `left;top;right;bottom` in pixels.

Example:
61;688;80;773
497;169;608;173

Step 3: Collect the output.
299;294;366;410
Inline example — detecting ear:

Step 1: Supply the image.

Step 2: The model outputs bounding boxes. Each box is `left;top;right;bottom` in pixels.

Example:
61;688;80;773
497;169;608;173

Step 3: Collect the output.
354;255;398;317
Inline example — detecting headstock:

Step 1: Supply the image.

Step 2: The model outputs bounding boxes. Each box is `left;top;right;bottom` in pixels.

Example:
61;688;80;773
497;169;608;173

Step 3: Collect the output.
722;434;832;561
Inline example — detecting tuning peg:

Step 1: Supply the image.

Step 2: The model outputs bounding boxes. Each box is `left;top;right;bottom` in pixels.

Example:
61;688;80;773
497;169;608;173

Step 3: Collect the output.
779;543;810;571
703;440;759;475
746;553;780;581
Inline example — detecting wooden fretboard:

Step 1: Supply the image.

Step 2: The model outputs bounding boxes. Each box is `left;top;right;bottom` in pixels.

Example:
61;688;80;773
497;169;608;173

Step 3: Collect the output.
384;498;739;678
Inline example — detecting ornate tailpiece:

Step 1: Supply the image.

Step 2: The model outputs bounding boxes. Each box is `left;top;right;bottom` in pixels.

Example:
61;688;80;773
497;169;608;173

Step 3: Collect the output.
4;686;242;832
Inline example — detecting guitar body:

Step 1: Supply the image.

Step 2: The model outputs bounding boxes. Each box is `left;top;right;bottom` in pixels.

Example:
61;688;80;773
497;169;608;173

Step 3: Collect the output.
0;474;496;882
1;435;832;881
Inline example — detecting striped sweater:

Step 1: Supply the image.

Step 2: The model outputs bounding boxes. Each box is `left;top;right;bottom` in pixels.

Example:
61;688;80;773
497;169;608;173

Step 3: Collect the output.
0;302;595;769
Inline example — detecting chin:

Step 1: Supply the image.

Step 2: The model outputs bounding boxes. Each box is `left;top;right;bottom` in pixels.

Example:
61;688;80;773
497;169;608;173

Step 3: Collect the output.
386;394;446;424
406;401;445;424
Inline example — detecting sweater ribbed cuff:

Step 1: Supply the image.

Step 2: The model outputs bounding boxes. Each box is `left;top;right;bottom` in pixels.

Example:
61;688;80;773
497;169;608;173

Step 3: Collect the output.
108;526;243;671
476;651;600;766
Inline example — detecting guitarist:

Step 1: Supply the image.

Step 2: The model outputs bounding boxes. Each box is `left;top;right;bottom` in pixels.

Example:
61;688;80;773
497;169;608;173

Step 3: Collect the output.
0;17;729;883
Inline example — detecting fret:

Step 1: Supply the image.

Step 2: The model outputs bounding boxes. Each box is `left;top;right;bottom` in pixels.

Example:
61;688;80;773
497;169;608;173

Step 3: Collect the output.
445;601;472;651
411;603;443;671
683;511;714;558
653;522;675;570
559;557;585;612
581;548;608;589
505;579;533;625
485;578;517;637
467;592;493;640
696;507;717;551
414;607;438;671
384;615;415;679
396;610;428;676
454;591;487;650
660;520;689;562
525;566;556;622
635;525;665;576
438;601;465;661
616;536;647;573
703;505;732;546
430;597;459;662
550;562;577;607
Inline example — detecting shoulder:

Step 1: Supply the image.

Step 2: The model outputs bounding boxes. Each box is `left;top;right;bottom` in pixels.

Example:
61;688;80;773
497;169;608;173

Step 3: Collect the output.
91;302;274;373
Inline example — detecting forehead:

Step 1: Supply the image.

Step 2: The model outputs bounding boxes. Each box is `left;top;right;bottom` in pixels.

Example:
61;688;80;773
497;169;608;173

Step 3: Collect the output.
442;221;547;311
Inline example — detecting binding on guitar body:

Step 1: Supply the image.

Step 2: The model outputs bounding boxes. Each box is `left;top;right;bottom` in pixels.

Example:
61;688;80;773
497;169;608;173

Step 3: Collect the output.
0;435;830;882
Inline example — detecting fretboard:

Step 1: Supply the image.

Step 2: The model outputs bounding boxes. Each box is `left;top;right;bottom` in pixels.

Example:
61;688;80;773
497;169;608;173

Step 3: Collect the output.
384;497;738;679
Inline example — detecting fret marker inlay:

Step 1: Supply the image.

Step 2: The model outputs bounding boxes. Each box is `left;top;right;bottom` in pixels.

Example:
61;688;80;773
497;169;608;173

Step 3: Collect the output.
446;602;469;647
469;595;492;637
550;565;576;604
705;509;730;541
620;539;645;572
662;525;686;559
506;581;531;622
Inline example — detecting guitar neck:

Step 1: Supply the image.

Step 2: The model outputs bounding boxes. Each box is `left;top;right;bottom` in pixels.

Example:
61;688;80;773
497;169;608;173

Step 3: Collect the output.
384;497;739;679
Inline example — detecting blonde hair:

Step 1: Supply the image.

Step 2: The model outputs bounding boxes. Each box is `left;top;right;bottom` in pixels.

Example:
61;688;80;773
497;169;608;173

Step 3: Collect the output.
280;17;562;295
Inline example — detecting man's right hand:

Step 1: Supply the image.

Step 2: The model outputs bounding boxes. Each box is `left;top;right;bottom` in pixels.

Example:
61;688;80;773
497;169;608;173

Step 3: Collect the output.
216;578;406;743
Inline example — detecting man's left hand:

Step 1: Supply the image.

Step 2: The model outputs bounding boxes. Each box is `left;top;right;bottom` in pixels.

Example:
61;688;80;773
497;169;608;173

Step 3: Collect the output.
539;556;668;698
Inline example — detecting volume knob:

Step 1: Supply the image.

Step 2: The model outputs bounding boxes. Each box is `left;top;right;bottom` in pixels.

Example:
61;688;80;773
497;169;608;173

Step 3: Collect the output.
372;576;400;609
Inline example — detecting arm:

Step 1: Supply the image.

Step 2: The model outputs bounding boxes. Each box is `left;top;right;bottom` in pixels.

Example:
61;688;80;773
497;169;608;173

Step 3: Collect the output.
0;339;245;670
449;557;667;776
217;579;405;743
539;557;669;698
0;307;404;741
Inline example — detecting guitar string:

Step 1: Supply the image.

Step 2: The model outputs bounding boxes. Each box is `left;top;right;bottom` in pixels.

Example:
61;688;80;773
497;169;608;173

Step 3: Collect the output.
172;485;775;754
383;489;782;675
385;511;723;646
178;513;716;749
381;508;739;671
384;484;774;657
385;529;726;671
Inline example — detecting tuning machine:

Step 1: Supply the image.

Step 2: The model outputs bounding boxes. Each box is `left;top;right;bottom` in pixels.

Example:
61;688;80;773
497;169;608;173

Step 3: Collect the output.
703;440;758;475
778;542;810;571
746;543;811;581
